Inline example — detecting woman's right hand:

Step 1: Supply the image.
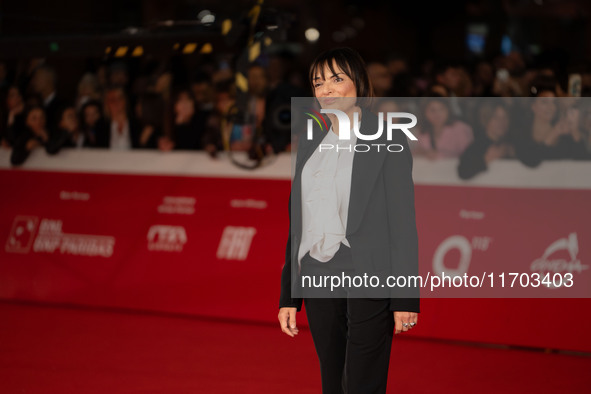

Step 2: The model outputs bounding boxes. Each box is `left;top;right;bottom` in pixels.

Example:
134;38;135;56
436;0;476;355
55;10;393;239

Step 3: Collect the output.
158;136;174;152
278;307;299;337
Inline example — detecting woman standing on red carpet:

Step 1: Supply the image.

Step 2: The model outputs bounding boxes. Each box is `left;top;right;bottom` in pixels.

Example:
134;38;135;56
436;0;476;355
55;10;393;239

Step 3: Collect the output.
278;47;420;394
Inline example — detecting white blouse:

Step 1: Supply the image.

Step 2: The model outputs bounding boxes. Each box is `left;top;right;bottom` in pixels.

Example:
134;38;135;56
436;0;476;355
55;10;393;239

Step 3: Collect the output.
110;119;131;150
297;125;357;267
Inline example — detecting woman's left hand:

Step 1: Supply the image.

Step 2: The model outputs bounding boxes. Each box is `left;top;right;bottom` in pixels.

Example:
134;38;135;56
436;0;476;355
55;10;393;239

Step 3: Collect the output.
140;125;155;146
393;311;418;334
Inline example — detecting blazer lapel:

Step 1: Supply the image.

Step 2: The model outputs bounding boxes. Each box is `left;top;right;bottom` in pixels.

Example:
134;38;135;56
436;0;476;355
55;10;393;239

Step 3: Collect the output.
292;106;387;242
291;119;327;241
346;107;387;237
294;119;328;175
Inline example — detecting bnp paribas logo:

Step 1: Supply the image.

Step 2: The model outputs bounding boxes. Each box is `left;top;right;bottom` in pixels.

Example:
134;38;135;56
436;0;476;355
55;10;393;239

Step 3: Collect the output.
305;108;418;152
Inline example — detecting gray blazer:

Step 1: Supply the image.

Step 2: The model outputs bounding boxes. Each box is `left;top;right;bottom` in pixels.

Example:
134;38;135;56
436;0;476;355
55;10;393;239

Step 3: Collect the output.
279;106;420;312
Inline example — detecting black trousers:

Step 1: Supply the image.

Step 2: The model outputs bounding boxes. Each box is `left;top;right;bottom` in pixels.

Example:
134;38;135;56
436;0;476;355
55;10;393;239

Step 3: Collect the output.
301;245;395;394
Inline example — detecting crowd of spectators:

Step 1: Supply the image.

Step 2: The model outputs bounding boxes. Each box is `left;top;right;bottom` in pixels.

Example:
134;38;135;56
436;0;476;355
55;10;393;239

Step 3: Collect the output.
0;58;228;165
1;50;590;179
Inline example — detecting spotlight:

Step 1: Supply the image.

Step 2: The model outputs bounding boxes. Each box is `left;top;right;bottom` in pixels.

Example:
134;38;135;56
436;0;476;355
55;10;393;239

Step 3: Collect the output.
182;43;197;54
200;43;213;54
305;28;320;43
198;10;215;25
222;19;232;35
114;46;129;57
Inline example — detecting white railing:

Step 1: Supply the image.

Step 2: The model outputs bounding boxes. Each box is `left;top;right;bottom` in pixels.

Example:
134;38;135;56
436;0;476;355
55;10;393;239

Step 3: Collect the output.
1;147;590;189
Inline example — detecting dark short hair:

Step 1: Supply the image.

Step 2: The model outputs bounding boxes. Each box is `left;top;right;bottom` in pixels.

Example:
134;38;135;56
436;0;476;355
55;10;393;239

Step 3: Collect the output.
81;99;103;113
173;87;196;103
478;101;508;129
308;47;374;105
23;104;45;122
418;96;457;150
105;84;126;95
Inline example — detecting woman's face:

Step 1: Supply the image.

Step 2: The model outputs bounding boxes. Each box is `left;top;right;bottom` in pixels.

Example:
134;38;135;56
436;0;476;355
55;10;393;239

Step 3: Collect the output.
26;108;46;134
174;92;195;120
60;107;78;132
312;60;357;111
84;105;100;126
486;106;509;141
531;93;556;122
424;100;449;129
215;92;233;114
105;89;126;117
7;87;23;110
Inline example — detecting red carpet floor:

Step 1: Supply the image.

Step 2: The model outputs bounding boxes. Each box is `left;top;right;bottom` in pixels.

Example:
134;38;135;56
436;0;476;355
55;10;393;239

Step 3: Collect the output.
0;301;589;393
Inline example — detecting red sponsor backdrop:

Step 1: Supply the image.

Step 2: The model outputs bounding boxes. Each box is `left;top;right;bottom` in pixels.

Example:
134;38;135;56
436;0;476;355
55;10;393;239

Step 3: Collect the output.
1;169;590;352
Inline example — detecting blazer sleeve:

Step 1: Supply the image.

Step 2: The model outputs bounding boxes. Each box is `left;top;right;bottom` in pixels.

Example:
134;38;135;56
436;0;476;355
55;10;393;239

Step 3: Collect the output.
279;189;303;311
383;133;421;313
457;137;490;180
